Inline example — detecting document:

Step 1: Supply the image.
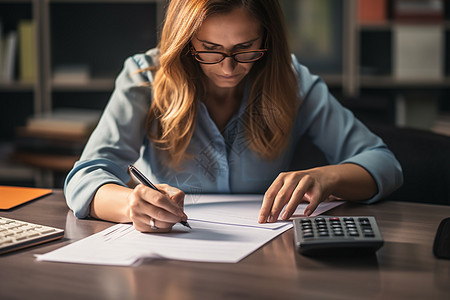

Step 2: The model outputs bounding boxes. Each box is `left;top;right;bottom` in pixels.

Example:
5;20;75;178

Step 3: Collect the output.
184;194;344;229
36;195;344;266
36;221;291;265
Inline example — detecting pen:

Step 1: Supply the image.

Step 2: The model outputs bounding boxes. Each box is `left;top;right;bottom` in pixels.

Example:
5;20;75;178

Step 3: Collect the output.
128;164;191;229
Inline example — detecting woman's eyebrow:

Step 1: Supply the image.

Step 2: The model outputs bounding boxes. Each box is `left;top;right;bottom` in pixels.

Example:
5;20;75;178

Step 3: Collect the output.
195;36;260;47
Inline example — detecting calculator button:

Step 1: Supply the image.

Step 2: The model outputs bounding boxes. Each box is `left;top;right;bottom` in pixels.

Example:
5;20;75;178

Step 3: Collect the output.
37;228;56;234
15;234;28;241
0;238;13;245
362;229;375;237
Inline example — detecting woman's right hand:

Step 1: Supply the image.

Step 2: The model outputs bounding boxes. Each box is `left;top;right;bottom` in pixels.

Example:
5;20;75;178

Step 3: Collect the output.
127;183;187;233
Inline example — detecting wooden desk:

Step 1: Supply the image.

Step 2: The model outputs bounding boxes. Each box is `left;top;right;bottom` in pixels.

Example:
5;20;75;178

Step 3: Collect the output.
1;191;449;299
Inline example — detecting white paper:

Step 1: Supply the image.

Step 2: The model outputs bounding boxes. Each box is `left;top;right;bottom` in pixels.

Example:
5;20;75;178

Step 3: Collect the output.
36;221;292;265
184;194;344;229
36;195;344;266
36;225;154;266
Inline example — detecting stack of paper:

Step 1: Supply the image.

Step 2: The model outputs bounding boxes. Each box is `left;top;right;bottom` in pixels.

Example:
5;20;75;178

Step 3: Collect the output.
393;25;444;80
25;108;102;136
36;195;343;265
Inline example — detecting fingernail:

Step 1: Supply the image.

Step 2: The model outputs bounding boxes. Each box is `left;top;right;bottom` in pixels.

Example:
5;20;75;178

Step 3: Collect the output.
258;215;266;223
304;209;311;216
268;215;275;223
281;211;288;220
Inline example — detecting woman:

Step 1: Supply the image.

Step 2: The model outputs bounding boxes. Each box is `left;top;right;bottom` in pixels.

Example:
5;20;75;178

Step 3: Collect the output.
65;0;403;232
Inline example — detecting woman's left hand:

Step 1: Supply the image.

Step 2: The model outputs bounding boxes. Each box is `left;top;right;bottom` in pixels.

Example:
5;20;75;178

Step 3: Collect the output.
258;168;335;223
258;164;378;223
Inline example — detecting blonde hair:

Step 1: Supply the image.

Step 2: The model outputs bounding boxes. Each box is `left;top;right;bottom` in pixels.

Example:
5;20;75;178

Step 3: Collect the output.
146;0;300;168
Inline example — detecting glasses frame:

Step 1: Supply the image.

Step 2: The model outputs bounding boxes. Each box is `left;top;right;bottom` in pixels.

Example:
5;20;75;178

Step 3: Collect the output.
190;47;268;64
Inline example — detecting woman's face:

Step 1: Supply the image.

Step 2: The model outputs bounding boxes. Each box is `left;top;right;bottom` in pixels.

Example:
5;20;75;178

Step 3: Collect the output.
191;7;264;90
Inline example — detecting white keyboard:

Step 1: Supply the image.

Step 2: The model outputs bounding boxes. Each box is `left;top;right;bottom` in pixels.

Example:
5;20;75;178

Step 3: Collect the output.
0;216;64;255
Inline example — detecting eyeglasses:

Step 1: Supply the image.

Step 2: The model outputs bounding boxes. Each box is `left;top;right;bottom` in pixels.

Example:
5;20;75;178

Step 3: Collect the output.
190;48;267;64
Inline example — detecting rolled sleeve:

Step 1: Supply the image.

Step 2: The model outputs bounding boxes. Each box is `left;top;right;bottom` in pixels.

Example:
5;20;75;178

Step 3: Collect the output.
341;149;403;203
293;56;403;203
64;52;155;218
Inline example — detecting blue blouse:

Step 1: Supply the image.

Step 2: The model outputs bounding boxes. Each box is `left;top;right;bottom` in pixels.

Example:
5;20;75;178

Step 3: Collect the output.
64;49;403;218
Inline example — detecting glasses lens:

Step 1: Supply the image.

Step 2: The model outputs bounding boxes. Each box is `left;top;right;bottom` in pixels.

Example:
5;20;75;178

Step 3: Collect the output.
234;51;264;62
195;52;224;63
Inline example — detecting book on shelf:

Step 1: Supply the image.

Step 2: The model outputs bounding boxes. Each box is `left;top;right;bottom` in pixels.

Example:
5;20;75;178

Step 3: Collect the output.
14;126;89;156
393;0;444;22
393;25;444;80
358;0;388;24
53;65;90;85
25;108;102;136
0;20;3;80
0;19;37;83
432;114;450;137
18;20;36;83
1;30;17;82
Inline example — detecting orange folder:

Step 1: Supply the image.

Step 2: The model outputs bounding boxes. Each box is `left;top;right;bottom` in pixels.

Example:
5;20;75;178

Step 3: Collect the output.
0;186;53;210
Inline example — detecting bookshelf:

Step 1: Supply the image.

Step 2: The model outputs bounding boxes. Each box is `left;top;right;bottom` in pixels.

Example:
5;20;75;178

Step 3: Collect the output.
41;0;163;113
0;0;163;135
355;0;450;131
0;0;40;139
0;0;163;187
280;0;450;132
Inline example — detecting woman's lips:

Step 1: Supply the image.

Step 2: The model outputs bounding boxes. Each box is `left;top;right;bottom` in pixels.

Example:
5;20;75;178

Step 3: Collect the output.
217;74;239;80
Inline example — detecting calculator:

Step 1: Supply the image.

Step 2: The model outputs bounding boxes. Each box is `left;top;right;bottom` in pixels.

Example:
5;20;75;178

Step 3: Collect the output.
293;216;384;256
0;216;64;255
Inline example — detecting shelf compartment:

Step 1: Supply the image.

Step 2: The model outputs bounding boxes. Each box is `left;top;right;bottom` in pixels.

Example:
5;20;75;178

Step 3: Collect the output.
360;75;450;88
0;82;35;91
50;78;115;92
48;2;158;80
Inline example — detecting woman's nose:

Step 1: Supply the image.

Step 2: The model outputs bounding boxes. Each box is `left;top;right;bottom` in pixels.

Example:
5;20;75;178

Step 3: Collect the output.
220;56;237;74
